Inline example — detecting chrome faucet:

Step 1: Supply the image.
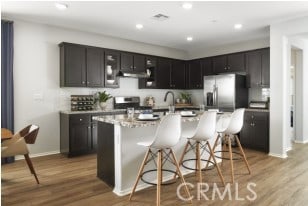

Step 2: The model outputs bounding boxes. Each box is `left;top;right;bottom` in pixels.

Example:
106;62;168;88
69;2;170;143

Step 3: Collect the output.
164;91;175;106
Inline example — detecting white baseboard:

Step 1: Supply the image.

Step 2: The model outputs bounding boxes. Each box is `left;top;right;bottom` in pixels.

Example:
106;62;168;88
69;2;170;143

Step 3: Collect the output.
286;147;292;152
268;152;288;159
293;140;308;144
15;150;60;160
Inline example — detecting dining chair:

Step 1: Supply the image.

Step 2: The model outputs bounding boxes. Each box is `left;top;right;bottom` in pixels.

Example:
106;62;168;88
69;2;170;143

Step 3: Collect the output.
2;125;40;184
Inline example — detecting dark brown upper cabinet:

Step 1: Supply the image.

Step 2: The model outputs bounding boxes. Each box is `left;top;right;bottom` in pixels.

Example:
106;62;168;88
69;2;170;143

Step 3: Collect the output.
187;59;203;89
246;48;270;87
156;57;171;89
60;43;86;87
170;60;186;89
60;43;104;87
213;53;245;73
261;48;270;87
201;57;213;76
86;47;105;87
120;52;146;72
139;56;157;89
105;50;120;88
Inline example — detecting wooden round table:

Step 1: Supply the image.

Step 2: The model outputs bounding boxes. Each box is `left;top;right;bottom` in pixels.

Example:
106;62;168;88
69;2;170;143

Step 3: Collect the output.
1;128;13;140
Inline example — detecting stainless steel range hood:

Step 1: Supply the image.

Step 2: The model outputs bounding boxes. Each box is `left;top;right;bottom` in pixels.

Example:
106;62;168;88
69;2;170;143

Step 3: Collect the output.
117;70;149;78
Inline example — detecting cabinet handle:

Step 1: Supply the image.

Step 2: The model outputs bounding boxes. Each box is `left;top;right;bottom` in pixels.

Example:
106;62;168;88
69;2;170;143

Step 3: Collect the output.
224;67;227;70
88;126;91;129
79;119;83;121
87;81;90;84
228;66;230;70
251;115;254;119
82;81;85;84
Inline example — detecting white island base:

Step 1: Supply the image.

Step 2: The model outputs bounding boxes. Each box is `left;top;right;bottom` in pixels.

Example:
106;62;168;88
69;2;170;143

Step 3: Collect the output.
94;115;222;196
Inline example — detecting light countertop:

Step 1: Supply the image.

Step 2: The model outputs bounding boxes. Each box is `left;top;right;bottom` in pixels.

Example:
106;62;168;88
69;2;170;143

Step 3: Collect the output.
93;113;202;128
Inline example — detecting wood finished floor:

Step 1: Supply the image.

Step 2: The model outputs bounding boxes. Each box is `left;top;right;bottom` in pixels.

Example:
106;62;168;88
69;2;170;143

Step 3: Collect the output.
2;143;308;206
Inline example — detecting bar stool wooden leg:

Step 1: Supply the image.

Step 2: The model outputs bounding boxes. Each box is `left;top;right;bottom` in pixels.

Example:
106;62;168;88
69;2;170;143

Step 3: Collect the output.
157;150;162;206
173;141;190;179
205;135;220;170
222;137;227;167
196;141;202;183
235;135;251;174
206;142;225;186
129;148;151;200
227;136;234;184
24;154;39;184
170;149;193;204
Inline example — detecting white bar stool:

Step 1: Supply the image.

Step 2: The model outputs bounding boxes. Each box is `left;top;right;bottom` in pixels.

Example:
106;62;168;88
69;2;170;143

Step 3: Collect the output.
176;111;225;185
212;108;251;183
129;114;192;206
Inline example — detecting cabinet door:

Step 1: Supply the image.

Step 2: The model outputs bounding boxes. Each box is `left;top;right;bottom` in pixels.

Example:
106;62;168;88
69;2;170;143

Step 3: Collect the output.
70;114;92;154
120;52;133;71
201;57;213;76
227;53;245;72
261;48;270;87
133;54;146;72
156;58;171;89
187;59;202;89
246;50;262;87
213;55;227;74
86;48;104;87
171;60;186;89
251;112;269;152
240;120;252;148
63;44;86;87
105;50;120;88
70;124;91;153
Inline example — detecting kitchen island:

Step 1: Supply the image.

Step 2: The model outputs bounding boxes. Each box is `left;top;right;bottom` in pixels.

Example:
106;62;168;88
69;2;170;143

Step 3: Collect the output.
93;113;222;196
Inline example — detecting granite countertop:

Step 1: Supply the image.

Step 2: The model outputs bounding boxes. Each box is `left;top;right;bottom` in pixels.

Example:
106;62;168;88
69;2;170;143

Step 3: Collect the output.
245;108;270;112
93;113;202;128
60;109;126;115
60;105;200;115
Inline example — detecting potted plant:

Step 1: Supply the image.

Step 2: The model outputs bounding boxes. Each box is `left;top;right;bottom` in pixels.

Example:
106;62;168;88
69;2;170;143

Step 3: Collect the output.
180;92;191;104
95;91;112;110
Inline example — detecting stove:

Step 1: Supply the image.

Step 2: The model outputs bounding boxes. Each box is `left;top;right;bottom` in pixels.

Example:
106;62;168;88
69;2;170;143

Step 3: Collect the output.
113;96;152;112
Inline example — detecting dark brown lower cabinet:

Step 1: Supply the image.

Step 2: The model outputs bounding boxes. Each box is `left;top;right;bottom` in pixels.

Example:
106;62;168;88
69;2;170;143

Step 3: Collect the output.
60;113;98;157
240;111;269;153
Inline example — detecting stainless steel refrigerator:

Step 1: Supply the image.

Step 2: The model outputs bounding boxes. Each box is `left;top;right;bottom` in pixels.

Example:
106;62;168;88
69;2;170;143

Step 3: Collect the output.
204;74;248;112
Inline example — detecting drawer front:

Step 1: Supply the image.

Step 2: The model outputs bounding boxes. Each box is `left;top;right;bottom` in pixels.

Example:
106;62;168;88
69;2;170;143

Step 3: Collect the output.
70;114;91;125
244;111;268;122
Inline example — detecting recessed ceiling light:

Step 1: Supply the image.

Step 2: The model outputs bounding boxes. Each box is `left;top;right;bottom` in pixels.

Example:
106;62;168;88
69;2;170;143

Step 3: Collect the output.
234;24;243;29
55;2;68;10
136;24;143;29
186;36;193;41
182;3;192;9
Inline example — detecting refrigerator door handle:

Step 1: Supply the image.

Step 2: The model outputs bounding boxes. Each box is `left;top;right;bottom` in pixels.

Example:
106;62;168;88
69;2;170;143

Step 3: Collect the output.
215;86;218;106
213;85;217;106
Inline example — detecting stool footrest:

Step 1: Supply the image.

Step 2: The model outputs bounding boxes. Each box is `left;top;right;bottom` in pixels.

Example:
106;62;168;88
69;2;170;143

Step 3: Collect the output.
181;158;215;171
141;169;177;186
214;150;242;160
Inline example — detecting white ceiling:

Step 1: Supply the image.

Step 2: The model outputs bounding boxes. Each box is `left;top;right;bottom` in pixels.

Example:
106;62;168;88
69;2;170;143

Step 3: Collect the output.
2;1;308;52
